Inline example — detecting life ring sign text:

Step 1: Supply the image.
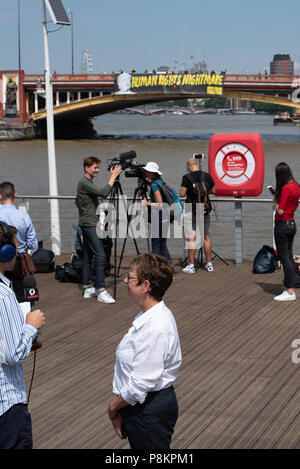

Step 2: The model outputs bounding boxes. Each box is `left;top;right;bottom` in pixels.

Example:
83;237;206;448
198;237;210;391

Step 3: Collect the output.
209;133;265;197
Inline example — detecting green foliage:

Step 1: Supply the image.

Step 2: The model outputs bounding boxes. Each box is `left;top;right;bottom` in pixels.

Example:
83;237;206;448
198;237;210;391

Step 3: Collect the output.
250;101;294;113
203;97;228;108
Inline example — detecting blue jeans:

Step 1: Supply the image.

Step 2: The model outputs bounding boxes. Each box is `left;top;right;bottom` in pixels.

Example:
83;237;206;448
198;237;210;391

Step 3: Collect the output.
81;226;106;290
152;237;171;262
151;211;171;262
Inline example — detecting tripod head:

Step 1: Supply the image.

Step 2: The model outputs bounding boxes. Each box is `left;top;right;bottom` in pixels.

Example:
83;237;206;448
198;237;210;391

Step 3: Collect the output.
136;176;150;199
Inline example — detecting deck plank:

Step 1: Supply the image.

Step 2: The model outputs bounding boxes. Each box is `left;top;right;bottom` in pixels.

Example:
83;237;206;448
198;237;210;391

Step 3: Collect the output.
22;255;300;449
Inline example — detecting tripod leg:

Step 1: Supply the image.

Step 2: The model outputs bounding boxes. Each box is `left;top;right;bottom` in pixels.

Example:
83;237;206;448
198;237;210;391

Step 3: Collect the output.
211;250;230;265
117;187;141;275
196;247;204;268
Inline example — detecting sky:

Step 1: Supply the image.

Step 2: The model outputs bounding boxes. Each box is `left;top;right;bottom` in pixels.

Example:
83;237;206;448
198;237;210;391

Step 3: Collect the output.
0;0;300;75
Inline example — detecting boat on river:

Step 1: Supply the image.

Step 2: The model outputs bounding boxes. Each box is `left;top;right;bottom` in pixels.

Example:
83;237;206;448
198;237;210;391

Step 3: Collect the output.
273;112;300;125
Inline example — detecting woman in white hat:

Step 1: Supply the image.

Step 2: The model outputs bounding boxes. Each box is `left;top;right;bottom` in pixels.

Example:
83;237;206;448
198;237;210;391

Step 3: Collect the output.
141;162;171;263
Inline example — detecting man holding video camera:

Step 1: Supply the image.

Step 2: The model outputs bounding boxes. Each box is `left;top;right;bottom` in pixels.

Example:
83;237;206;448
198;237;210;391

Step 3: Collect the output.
76;156;122;303
180;156;215;273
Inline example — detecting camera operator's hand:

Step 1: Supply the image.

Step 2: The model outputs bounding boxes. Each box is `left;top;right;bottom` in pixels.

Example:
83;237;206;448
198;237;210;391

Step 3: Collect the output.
108;165;122;186
26;309;45;330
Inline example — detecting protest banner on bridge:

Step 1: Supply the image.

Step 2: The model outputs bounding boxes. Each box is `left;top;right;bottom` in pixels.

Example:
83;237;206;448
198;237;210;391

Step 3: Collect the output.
114;72;224;96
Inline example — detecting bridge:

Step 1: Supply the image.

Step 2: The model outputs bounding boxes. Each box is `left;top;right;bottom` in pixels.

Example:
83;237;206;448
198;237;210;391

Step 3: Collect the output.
30;73;300;120
1;70;300;137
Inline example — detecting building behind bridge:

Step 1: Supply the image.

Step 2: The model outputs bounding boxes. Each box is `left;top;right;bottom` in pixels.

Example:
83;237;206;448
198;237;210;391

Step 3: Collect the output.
270;54;294;75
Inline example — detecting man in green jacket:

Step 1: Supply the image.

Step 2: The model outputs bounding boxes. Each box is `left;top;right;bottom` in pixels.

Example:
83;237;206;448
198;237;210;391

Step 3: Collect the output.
76;156;122;303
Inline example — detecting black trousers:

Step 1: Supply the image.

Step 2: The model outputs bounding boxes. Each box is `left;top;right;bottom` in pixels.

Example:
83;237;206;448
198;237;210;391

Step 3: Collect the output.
274;220;297;289
120;386;178;450
0;404;33;449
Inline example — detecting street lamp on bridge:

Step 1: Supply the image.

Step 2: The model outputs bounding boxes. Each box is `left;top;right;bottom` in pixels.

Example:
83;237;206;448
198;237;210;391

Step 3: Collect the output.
67;8;74;74
41;0;71;255
17;0;21;71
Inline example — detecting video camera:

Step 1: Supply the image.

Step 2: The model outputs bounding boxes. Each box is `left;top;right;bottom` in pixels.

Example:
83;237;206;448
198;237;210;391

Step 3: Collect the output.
107;150;147;181
107;150;137;171
125;162;146;179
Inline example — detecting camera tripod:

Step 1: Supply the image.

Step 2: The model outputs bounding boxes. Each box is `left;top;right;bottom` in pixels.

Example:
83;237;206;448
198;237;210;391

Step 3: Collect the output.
108;176;150;298
117;177;151;275
106;177;139;298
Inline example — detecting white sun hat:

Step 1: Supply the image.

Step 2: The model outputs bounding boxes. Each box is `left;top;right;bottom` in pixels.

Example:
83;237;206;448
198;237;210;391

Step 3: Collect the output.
143;162;162;175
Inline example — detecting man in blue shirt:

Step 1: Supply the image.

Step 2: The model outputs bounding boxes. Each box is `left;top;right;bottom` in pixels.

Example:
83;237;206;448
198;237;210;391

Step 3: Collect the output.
0;181;38;302
0;222;45;449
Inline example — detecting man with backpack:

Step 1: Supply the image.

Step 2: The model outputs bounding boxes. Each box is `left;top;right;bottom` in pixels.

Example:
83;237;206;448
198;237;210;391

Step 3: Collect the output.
180;158;215;273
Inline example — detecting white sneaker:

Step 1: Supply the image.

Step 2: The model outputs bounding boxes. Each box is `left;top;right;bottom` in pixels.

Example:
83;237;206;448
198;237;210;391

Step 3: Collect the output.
205;262;214;272
182;264;196;274
274;290;296;301
97;289;116;304
83;287;96;298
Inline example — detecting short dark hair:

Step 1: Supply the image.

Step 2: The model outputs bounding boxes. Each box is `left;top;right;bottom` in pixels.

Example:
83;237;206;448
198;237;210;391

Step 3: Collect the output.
83;156;101;171
130;253;174;301
0;222;17;247
0;181;15;201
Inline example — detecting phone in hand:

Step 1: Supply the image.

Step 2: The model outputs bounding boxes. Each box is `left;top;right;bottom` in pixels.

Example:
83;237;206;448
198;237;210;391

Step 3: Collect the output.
267;185;275;195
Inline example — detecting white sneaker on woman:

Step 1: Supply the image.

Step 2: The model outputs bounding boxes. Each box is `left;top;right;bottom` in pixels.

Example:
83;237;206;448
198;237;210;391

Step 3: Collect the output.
274;290;296;301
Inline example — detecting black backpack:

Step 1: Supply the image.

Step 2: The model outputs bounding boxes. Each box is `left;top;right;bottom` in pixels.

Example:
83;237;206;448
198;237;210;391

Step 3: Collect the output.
31;248;55;273
186;173;212;215
252;245;277;274
55;262;81;283
293;261;300;288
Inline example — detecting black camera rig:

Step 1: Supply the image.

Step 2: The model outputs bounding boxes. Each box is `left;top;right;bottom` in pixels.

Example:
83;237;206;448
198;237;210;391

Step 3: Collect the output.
108;150;138;171
107;150;148;182
193;153;206;160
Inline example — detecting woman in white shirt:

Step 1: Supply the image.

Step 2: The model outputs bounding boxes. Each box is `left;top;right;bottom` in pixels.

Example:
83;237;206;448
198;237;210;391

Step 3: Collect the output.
108;253;182;449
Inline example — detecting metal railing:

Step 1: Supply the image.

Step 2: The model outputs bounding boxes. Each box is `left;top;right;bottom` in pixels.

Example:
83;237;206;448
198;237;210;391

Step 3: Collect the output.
13;195;278;265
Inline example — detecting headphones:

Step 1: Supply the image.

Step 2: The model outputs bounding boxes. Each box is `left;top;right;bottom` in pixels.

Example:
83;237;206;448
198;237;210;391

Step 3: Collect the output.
0;221;17;262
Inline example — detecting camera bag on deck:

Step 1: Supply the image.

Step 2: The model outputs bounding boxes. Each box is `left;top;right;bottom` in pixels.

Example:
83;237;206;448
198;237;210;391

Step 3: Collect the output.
31;248;55;273
55;262;81;283
252;245;277;274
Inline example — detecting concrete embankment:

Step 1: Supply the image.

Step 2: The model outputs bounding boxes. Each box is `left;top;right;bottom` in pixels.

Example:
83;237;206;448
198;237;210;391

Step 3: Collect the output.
0;123;36;141
0;117;96;140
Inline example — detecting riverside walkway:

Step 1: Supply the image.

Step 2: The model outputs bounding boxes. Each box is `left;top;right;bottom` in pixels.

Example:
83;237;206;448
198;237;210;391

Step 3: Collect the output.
24;255;300;449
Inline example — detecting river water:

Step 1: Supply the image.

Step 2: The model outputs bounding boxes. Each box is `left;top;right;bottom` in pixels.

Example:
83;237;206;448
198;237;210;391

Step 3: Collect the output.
1;113;300;261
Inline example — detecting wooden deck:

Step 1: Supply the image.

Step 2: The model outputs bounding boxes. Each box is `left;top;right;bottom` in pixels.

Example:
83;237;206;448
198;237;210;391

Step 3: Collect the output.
23;255;300;449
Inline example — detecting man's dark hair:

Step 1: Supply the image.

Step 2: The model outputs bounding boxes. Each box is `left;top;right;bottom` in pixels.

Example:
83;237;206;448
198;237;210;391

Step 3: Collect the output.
0;181;15;201
0;223;17;247
83;156;101;171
